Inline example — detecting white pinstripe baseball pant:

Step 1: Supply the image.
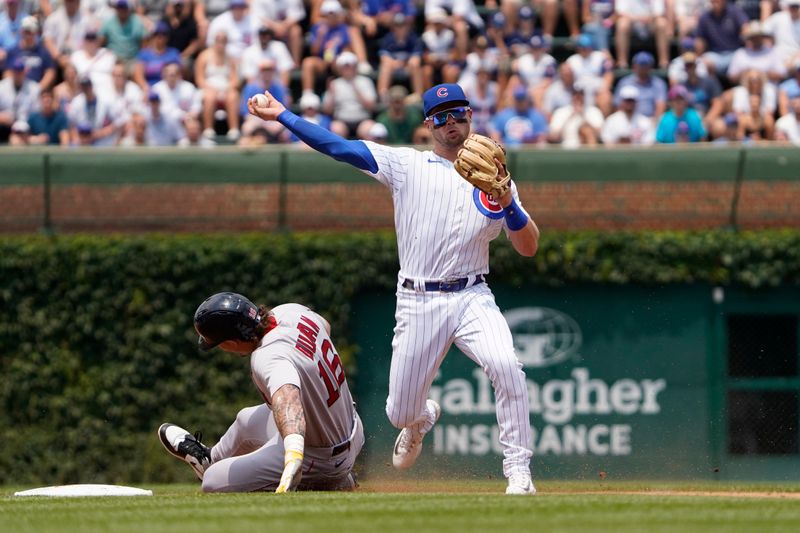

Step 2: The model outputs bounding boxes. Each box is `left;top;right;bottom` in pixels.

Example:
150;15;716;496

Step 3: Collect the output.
385;282;533;478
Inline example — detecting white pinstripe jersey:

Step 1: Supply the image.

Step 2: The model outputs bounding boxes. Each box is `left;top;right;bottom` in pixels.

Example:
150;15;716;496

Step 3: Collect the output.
361;141;528;281
250;303;354;448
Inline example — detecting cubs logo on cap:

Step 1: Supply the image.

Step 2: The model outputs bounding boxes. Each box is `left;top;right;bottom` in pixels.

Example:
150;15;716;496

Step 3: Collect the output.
423;83;469;117
473;189;504;219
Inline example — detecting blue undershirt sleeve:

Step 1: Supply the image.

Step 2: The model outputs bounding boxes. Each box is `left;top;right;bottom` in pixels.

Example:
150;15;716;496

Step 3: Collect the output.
277;110;379;173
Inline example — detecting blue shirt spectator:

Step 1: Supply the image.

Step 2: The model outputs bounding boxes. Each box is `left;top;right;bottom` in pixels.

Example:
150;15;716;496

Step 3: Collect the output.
697;0;749;54
27;89;69;145
656;86;707;143
0;0;25;54
362;0;416;17
489;88;548;146
7;38;55;85
379;22;423;61
135;24;182;89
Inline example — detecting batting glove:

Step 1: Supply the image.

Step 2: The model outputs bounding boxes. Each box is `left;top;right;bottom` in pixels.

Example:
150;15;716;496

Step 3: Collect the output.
276;434;304;493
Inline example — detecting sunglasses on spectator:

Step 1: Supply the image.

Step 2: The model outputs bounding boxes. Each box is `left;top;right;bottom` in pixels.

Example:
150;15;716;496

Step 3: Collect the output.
429;106;470;128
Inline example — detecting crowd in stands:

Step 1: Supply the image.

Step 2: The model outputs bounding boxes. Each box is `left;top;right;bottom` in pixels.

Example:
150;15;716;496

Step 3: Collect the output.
1;0;800;148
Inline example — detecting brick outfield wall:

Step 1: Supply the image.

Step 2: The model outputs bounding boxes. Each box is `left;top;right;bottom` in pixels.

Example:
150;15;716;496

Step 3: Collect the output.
1;180;798;233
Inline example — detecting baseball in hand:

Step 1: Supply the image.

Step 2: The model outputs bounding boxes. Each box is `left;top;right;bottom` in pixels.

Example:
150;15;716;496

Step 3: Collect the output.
252;94;269;107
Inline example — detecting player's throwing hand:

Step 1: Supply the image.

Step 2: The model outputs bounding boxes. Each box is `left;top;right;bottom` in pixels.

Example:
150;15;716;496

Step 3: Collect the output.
248;90;286;122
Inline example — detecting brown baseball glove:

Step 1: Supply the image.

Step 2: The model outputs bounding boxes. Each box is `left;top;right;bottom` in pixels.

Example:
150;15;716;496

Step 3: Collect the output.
454;133;511;199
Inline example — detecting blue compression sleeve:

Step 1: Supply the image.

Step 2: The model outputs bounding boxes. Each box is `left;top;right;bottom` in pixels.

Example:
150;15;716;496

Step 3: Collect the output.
278;110;379;173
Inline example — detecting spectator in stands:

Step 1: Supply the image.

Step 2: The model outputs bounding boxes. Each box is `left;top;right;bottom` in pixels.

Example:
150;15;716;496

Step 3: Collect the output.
486;10;511;57
67;76;123;145
735;0;764;20
133;21;182;89
83;0;116;23
141;89;185;144
582;0;616;52
73;120;95;145
240;25;295;86
195;29;240;140
377;12;423;98
424;0;484;55
119;110;148;146
461;60;498;136
775;95;800;142
239;58;289;140
162;0;201;77
656;85;707;143
696;0;749;77
153;60;201;121
565;32;614;115
8;118;31;144
421;7;457;88
205;0;254;60
26;87;69;145
42;0;93;69
70;29;116;93
739;91;775;139
778;59;800;115
364;120;388;143
510;34;556;111
705;68;777;135
178;113;216;146
601;85;656;144
0;0;25;62
302;0;354;94
100;0;147;64
528;0;580;39
321;50;377;139
489;86;548;145
681;52;723;115
727;20;787;83
376;84;424;143
613;51;668;118
54;62;80;111
458;34;500;97
614;0;670;68
669;37;710;85
503;4;537;57
108;59;145;116
673;0;707;40
548;84;605;148
7;16;57;90
543;62;579;118
0;58;40;144
250;0;305;65
288;91;334;144
764;0;800;66
712;112;745;143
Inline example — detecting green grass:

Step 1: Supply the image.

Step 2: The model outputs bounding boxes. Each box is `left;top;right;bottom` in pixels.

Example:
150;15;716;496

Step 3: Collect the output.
2;481;800;533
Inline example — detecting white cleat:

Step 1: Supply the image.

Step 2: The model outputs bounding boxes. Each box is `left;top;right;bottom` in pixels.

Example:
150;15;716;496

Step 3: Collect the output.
392;400;441;470
158;423;212;480
505;472;537;495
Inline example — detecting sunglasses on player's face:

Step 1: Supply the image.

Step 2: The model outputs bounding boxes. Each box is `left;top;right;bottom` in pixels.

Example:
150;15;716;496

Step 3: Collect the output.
429;106;470;128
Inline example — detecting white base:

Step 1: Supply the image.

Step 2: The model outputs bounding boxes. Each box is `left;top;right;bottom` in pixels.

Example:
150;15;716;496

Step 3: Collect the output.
14;484;153;497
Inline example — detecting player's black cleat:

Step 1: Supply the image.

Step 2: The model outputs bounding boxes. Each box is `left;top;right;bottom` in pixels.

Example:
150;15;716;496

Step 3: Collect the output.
158;423;212;480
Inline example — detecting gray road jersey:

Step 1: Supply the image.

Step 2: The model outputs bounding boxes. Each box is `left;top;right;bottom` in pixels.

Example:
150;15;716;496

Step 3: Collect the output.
250;303;354;448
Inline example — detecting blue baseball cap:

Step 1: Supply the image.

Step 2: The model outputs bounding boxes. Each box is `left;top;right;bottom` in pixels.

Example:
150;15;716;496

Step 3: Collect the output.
576;33;594;49
633;51;655;66
423;83;469;117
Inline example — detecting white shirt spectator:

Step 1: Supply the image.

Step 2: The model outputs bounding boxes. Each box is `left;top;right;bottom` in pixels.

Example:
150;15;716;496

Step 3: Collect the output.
0;77;40;121
514;52;557;87
550;102;605;148
43;5;94;58
764;7;800;62
775;110;800;143
81;0;115;22
674;0;706;17
668;55;710;85
67;91;125;146
732;83;778;114
422;26;456;60
601;109;655;144
565;50;611;94
457;48;500;88
425;0;484;29
70;47;116;92
240;39;295;82
250;0;306;24
728;45;788;81
144;105;185;145
153;78;201;120
206;10;256;59
323;75;377;123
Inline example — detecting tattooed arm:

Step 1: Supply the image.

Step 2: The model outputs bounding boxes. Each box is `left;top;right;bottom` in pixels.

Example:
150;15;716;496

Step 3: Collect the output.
272;384;306;493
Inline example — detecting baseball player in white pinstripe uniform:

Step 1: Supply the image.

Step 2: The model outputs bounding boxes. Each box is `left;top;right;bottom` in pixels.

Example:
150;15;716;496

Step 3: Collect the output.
158;292;364;492
248;82;540;495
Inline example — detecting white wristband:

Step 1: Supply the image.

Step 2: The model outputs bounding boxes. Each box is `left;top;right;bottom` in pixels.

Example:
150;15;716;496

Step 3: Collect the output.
283;434;305;457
